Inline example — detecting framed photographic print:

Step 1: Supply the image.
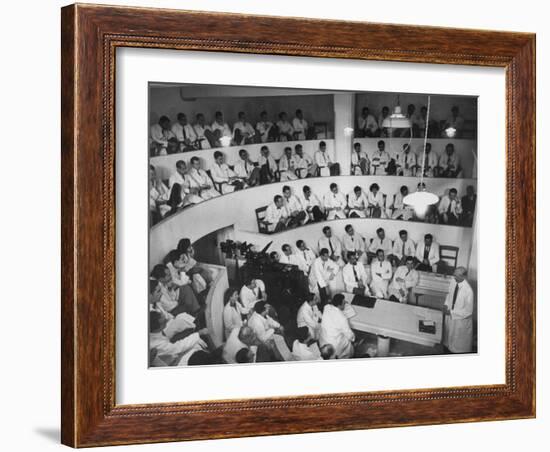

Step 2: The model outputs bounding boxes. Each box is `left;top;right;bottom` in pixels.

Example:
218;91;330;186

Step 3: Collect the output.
61;3;536;447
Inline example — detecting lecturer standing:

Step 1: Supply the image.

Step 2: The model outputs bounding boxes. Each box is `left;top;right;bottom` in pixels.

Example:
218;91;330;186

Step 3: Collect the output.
443;267;474;353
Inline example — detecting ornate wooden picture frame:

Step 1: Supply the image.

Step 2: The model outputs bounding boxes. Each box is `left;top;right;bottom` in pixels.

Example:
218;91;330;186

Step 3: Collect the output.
61;3;535;447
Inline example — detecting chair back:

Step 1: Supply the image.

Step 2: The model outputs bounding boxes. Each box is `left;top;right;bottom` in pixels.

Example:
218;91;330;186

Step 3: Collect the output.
255;206;269;233
439;245;459;274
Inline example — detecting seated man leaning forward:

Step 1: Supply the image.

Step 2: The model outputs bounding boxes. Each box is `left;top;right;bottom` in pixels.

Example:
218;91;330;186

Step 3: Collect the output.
297;292;323;340
414;233;440;272
248;301;284;345
314;141;340;176
292;326;322;361
348;185;369;218
282;185;307;227
388;256;420;303
210;151;245;194
233;148;261;187
343;251;371;296
265;195;291;232
320;294;355;359
309;248;341;307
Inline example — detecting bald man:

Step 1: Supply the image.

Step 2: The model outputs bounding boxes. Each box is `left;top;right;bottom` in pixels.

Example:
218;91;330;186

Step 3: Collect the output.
443;267;474;353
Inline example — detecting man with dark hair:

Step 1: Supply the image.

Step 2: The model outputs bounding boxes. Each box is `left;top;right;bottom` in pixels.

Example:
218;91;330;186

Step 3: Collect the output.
347;185;368;218
343;251;371;295
366;183;385;218
295;240;316;273
342;224;367;264
438;188;463;225
422;142;440;177
292;326;321;361
320;294;355;358
318;226;344;266
300;185;324;222
149;115;176;156
150;263;201;317
414;233;441;272
256;110;275;143
211;151;244;194
175;239;213;288
282;185;307;227
461;185;477;227
389;185;414;221
248;301;283;344
275;111;294;141
233;149;260;187
171;112;198;151
357;106;379;137
323;183;347;220
388;256;419;303
297;292;322;340
439;143;461;177
370;140;391;175
149;310;209;367
294;143;315;178
258;145;278;185
187;156;221;200
239;277;267;315
351;142;370;175
390;229;416;267
210;111;232;146
395;143;417;177
192;113;213;149
232;111;255;145
367;227;392;262
310;248;340;306
370;249;392;298
292;108;309;140
265;194;290;232
279;146;299;181
314;141;340;176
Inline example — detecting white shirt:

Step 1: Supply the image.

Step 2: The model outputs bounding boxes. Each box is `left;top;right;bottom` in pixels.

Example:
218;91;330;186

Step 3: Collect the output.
193;123;212;149
248;312;280;343
438;195;463;216
358;114;379;133
211;121;232;138
223;302;244;339
222;327;248;364
391;238;416;259
232;121;255;138
210;162;236;184
439;153;461;172
389;265;419;301
342;262;370;293
320;304;355;359
370;150;391;174
415;241;440;266
171;122;197;142
256;121;274;142
239;279;266;314
423;151;439;175
323;191;347;211
318;235;342;258
292;117;308;140
367;190;385;208
342;233;366;255
186;168;215;191
233;158;257;178
276;120;294;136
310;257;339;289
347;191;368;211
158;282;179;313
258;154;278;172
278;154;298;174
296;301;322;338
292;340;320;361
351;150;369;166
368;236;392;255
314;150;333;167
284;194;305;214
294;153;314;172
370;260;393;284
150;124;173;146
150;331;205;366
296;248;316;272
395;150;417;175
265;203;289;225
300;192;322;211
444;279;474;353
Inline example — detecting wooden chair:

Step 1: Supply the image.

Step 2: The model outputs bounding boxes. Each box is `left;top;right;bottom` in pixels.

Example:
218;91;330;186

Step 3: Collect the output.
255;206;270;234
438;245;459;275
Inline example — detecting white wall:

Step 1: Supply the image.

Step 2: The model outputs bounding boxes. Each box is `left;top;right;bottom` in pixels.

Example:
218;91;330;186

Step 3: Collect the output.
150;139;335;180
150;175;477;268
235;218;473;269
150;87;335;132
354;138;477;178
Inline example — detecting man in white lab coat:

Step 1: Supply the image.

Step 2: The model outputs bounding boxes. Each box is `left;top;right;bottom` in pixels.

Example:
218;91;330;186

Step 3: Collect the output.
233;149;261;187
323;183;348;220
248;301;283;344
414;233;440;272
351;142;370;175
367;227;392;263
265;195;290;233
294;144;316;178
320;294;355;359
256;111;275;143
187;157;221;201
388;185;414;221
210;151;244;194
239;277;267;315
296;293;323;340
342;251;371;295
278;146;299;181
282;185;307;226
370;249;393;299
443;267;474;353
394;143;417;177
314;141;340;176
388;256;419;303
295;239;317;274
232;111;256;145
171;112;198;151
309;248;340;306
341;224;367;265
389;229;416;267
347;185;369;218
292;109;309;140
318;226;344;266
366;183;386;218
438;188;463;225
301;185;324;222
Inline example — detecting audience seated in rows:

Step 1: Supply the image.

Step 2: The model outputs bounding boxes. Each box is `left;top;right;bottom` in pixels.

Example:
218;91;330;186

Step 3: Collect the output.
351;141;463;178
150;108;320;156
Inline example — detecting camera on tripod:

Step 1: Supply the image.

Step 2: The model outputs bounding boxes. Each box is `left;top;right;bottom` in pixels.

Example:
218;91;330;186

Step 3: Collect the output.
219;239;254;258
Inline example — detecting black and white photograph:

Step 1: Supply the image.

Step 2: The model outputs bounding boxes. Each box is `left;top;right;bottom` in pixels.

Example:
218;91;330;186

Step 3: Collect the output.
148;83;478;367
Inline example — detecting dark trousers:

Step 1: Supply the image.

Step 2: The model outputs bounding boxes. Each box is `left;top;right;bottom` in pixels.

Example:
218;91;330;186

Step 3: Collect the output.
310;205;324;222
245;167;261;186
233;129;254;145
329;163;341;176
259;165;275;185
288;211;307;228
318;284;329;307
